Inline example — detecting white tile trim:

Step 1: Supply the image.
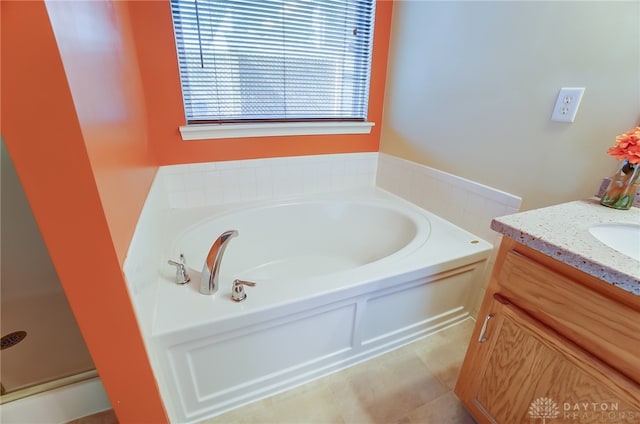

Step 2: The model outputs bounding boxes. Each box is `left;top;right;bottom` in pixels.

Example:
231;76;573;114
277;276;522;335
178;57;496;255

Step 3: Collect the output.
157;153;379;208
377;153;522;209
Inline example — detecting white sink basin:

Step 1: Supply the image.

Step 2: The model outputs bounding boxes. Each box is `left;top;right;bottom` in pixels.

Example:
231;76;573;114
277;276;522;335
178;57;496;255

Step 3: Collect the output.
589;223;640;261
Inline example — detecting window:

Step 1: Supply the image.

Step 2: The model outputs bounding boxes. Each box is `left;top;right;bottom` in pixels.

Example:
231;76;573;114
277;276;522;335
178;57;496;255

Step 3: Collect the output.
170;0;376;138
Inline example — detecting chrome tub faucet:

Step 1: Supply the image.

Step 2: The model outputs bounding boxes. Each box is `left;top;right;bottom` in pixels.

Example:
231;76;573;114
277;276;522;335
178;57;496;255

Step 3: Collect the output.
200;230;238;295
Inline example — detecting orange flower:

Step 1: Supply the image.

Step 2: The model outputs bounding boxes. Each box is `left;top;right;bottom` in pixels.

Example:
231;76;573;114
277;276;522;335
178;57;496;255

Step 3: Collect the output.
607;126;640;164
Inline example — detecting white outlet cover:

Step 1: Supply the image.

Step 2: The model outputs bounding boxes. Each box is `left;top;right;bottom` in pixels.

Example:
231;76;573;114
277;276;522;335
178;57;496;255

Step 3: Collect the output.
551;87;585;123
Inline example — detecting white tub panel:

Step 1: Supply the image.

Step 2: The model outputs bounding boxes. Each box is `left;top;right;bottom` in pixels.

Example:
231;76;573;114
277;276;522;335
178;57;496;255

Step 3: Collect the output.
166;302;357;419
191;304;355;397
361;267;477;344
158;265;488;423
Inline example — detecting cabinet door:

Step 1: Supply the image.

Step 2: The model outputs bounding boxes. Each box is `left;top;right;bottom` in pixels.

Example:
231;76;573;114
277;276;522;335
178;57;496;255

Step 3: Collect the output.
457;294;640;424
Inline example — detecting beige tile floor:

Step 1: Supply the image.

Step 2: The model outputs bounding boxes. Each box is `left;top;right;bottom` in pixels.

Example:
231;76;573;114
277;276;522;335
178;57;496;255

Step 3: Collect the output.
74;319;477;424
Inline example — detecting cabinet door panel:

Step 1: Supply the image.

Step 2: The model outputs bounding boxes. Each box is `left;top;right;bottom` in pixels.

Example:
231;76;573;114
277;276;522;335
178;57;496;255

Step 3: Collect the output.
470;295;640;424
499;251;640;383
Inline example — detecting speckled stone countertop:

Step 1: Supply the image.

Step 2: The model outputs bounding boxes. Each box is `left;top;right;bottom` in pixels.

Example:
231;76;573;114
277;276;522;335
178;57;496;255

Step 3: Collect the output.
491;198;640;296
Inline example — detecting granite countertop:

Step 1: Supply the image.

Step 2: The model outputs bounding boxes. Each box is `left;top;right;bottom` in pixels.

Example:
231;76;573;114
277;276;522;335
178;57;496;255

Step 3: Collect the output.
491;198;640;296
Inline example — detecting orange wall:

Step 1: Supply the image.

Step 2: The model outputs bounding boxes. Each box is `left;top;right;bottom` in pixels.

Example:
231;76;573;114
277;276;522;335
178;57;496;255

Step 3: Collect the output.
45;0;157;264
1;1;167;422
128;0;393;165
1;1;392;422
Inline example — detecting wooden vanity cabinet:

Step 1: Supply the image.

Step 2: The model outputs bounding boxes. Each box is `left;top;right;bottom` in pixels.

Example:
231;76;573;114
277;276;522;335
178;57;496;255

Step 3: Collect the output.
455;238;640;423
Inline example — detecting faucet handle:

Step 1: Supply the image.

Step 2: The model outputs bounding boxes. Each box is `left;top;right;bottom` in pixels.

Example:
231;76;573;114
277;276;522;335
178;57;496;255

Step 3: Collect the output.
231;279;256;302
168;254;191;285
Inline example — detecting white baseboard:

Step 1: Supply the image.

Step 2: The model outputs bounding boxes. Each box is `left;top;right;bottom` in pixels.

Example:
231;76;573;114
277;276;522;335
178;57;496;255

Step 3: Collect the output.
0;377;111;424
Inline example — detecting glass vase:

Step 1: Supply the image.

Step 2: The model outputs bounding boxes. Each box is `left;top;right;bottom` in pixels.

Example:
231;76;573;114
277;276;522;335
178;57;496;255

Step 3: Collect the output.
600;160;640;210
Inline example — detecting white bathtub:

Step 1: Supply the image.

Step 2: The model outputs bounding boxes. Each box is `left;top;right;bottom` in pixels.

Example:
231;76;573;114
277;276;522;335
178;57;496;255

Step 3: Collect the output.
149;188;492;423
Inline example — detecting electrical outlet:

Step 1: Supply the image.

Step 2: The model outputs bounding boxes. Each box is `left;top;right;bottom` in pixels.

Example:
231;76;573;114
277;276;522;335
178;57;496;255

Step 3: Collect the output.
551;87;585;122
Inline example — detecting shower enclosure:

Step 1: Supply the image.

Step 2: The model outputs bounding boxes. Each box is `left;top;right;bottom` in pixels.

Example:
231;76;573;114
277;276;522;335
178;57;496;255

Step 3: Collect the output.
1;140;96;403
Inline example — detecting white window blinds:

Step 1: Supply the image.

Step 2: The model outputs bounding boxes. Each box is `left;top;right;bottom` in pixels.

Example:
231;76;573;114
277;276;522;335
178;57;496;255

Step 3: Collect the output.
170;0;376;124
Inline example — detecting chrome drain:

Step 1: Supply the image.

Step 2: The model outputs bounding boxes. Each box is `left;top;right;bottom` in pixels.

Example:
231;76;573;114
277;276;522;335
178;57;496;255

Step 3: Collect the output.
1;331;27;350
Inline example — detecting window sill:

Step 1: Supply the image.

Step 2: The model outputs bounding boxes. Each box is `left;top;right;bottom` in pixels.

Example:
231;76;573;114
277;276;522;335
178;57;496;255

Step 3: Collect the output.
179;121;375;141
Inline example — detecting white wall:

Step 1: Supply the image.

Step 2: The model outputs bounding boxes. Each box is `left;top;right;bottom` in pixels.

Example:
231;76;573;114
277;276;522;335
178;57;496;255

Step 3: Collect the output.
381;1;640;211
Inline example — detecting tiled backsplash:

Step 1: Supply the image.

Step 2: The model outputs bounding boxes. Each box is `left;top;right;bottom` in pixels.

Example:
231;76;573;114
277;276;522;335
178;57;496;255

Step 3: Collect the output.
377;154;522;246
158;152;522;242
159;153;378;208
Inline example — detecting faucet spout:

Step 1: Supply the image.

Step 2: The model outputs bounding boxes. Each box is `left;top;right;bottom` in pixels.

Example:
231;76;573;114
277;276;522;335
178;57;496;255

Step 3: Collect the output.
200;230;238;295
